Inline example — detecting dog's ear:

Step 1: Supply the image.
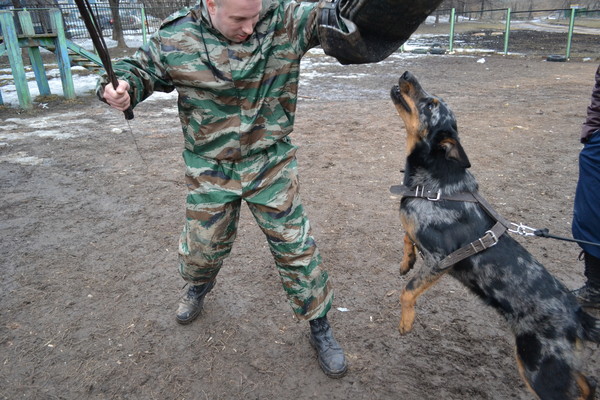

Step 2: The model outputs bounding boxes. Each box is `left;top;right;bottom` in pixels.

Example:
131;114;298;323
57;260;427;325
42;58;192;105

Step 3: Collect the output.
439;138;471;168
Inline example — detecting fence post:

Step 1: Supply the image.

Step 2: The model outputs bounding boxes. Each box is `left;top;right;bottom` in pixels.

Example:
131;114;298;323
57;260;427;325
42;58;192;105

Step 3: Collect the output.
503;8;511;55
449;8;455;53
18;9;51;97
566;6;576;59
141;5;147;45
49;8;75;99
0;10;32;109
0;40;4;104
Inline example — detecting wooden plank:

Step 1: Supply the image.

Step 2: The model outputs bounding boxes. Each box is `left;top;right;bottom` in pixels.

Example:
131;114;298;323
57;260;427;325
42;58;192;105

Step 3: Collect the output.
19;10;51;97
0;11;32;109
27;46;52;96
18;9;35;36
66;41;103;67
49;9;75;99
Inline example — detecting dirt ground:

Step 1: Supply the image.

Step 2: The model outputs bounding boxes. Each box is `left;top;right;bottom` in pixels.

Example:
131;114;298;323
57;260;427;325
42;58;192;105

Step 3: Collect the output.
2;32;600;399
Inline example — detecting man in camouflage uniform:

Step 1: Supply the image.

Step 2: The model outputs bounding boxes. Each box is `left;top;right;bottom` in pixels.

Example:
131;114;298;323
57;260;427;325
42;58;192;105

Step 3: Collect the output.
100;0;347;377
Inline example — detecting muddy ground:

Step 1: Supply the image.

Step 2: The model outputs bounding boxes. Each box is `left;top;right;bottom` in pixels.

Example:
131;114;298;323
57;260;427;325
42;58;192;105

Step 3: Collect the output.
2;31;600;399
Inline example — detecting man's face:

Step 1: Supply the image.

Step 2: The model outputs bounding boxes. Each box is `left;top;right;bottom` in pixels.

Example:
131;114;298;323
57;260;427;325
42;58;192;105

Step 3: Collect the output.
207;0;262;43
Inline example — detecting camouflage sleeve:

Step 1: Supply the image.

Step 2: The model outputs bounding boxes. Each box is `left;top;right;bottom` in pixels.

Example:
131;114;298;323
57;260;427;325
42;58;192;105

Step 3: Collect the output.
96;33;174;108
283;0;320;54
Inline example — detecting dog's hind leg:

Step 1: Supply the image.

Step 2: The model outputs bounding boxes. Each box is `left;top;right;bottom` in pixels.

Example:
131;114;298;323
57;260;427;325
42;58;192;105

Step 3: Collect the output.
515;356;541;400
399;267;449;334
515;346;593;400
575;373;596;400
400;234;417;275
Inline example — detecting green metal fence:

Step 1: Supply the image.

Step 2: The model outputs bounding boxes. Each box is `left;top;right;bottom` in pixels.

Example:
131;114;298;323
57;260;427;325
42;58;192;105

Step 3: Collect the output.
418;6;600;59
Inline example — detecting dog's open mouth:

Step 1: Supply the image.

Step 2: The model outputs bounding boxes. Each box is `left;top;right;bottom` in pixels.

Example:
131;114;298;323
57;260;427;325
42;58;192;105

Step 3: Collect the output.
391;84;411;113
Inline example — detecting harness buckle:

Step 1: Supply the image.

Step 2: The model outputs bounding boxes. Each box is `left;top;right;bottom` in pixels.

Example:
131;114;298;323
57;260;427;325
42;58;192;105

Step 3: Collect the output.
470;230;499;253
509;223;537;237
427;190;442;201
414;186;441;201
483;230;499;247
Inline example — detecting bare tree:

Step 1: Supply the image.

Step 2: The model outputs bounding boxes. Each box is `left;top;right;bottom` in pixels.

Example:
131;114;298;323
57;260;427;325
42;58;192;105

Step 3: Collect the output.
108;0;127;47
141;0;192;19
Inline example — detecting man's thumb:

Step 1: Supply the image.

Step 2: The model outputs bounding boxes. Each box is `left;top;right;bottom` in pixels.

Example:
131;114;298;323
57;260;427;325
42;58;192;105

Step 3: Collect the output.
116;81;128;94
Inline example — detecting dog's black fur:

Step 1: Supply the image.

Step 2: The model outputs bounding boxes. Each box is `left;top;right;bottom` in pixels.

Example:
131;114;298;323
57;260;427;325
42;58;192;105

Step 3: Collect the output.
391;71;600;400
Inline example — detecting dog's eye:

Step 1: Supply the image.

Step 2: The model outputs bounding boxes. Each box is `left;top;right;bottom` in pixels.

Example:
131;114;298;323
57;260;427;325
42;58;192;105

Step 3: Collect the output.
426;100;435;110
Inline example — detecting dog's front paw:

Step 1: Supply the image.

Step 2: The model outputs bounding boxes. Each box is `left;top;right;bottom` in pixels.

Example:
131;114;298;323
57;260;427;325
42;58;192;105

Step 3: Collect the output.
398;318;414;335
399;291;416;334
399;259;414;275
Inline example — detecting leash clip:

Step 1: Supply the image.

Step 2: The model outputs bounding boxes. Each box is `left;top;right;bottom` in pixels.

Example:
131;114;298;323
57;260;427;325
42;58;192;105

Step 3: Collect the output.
509;223;537;236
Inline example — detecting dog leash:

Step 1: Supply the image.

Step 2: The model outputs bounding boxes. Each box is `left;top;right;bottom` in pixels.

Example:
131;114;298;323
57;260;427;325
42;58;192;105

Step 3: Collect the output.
508;223;600;248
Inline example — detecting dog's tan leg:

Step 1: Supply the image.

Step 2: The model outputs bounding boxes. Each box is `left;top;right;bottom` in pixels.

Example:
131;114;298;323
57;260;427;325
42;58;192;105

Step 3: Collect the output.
575;373;596;400
515;355;540;400
400;234;417;275
399;269;448;334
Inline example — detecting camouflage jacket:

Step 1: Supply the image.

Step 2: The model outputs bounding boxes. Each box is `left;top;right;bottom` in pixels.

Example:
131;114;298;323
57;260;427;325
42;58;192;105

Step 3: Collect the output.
107;0;320;161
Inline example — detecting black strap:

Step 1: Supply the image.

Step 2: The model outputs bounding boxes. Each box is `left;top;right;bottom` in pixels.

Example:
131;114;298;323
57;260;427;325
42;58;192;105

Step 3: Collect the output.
318;0;341;28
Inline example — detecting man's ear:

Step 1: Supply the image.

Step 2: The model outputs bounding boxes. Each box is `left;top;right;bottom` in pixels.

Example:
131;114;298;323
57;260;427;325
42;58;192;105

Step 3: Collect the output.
207;0;217;15
439;138;471;168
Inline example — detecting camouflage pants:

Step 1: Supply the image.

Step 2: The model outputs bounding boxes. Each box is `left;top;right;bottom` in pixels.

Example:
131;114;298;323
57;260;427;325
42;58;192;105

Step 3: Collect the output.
178;141;333;320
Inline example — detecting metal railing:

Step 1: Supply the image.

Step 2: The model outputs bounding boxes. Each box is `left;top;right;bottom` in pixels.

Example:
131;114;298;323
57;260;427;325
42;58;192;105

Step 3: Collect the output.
417;6;600;59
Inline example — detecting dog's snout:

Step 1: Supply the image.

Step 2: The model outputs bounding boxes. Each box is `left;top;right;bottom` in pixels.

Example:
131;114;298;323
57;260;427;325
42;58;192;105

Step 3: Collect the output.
400;71;415;84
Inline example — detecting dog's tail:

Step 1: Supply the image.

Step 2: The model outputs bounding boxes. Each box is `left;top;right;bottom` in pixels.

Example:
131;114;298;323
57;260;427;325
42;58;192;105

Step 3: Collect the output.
578;308;600;343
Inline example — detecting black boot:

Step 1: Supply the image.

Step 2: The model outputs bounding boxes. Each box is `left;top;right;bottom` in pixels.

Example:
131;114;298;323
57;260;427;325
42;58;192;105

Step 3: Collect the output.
573;252;600;309
175;279;216;325
309;316;348;378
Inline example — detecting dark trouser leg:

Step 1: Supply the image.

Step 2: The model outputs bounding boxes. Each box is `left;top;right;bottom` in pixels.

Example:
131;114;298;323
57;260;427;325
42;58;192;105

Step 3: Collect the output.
573;252;600;308
572;132;600;308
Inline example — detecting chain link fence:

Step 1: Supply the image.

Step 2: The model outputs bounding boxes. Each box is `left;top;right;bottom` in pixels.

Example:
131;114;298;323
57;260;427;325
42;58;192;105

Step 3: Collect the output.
0;4;179;39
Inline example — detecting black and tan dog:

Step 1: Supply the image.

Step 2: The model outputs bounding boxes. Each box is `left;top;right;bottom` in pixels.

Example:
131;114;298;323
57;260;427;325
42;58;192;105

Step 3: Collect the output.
390;71;600;400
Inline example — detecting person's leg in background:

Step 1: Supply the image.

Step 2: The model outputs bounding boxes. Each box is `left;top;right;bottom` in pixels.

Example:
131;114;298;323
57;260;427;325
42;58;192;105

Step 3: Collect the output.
572;131;600;308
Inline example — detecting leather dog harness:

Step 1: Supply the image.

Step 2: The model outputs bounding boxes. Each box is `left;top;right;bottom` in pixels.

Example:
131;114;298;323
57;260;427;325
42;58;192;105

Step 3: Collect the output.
390;184;513;270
